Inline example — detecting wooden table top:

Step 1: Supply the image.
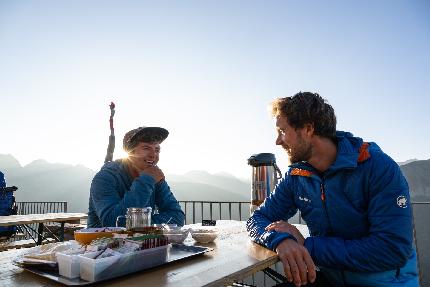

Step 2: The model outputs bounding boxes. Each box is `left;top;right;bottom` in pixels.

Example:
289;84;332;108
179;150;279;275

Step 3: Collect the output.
0;220;308;287
0;213;88;226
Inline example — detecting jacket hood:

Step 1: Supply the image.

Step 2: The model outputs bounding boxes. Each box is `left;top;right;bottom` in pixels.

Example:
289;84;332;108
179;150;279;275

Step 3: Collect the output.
100;159;134;182
101;159;123;172
330;131;381;171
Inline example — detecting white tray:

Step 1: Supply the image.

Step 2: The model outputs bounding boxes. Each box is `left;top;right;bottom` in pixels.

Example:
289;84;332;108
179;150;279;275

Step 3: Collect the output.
18;244;212;286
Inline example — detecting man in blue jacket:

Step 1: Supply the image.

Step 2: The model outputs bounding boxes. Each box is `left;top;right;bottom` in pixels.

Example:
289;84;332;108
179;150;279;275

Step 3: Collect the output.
87;126;184;228
247;92;419;286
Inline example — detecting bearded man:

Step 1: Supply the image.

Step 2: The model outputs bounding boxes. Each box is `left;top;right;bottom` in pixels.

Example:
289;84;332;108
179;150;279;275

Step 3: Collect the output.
247;92;418;287
87;126;184;228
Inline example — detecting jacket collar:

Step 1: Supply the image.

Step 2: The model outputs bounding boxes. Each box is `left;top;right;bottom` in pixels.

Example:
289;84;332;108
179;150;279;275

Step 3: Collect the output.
289;131;368;176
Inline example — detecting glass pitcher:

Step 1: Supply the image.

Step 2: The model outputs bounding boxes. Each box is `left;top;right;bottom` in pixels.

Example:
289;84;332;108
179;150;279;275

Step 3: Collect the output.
116;207;152;231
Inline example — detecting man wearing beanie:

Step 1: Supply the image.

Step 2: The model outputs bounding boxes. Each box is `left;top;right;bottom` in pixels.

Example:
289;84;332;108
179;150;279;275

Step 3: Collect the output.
87;126;184;228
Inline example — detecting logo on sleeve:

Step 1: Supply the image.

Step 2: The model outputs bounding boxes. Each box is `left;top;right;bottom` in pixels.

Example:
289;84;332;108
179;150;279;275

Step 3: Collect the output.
397;196;408;208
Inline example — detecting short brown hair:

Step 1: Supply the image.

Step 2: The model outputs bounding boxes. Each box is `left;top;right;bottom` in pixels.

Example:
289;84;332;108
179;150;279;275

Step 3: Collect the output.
271;92;337;139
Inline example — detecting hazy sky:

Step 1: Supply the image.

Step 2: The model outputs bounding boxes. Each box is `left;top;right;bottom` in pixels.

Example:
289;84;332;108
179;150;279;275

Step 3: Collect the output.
1;1;429;179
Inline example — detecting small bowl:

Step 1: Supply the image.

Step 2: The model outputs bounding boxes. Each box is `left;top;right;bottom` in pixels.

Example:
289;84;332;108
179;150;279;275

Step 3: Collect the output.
163;228;189;243
74;227;125;245
191;232;218;243
165;232;189;243
189;227;218;234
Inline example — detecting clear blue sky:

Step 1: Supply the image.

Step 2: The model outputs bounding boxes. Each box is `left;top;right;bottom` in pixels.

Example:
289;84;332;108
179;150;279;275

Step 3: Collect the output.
1;1;429;178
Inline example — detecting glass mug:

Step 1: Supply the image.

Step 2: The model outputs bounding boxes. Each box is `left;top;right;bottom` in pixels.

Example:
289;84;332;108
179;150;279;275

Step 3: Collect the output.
116;207;152;232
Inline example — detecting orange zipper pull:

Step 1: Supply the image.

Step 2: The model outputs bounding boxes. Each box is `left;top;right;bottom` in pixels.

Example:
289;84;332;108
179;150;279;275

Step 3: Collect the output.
320;184;325;201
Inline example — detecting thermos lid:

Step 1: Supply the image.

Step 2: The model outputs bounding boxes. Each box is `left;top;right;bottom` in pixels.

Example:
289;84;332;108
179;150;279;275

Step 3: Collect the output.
247;153;276;167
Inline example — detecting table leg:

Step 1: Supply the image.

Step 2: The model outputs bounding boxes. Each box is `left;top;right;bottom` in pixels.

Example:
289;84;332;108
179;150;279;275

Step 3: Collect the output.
37;223;44;245
60;222;65;241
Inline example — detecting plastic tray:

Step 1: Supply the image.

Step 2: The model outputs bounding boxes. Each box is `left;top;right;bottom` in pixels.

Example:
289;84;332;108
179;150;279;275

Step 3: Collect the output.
17;244;212;286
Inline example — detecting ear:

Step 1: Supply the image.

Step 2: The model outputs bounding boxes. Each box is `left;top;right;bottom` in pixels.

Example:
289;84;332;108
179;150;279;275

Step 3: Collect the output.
303;123;314;138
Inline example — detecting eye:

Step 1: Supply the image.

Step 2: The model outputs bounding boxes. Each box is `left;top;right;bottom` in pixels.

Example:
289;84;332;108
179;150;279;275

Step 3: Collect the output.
279;129;286;135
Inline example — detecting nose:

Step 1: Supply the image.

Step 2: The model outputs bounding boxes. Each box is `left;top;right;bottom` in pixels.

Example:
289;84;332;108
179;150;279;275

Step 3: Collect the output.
146;149;156;159
276;134;283;146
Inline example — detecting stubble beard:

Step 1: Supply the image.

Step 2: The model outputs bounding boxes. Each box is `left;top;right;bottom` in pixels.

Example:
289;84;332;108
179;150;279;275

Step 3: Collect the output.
284;138;312;164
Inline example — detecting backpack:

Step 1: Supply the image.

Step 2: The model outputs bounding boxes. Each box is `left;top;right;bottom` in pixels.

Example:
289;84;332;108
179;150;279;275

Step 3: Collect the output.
0;171;18;239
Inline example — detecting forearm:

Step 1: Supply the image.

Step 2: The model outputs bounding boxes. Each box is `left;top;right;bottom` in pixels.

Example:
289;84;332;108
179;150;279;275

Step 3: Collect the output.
122;174;155;207
247;177;299;250
247;210;296;250
153;180;185;226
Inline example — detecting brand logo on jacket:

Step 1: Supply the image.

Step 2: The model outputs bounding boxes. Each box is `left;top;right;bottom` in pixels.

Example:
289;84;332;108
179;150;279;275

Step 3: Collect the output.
298;196;311;203
397;196;408;208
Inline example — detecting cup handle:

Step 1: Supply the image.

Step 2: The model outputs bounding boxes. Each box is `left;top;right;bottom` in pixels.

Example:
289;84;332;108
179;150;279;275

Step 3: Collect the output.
116;215;126;227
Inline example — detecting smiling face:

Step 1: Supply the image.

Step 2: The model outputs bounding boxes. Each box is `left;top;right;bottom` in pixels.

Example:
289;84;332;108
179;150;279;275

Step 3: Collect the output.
128;141;161;170
275;115;312;164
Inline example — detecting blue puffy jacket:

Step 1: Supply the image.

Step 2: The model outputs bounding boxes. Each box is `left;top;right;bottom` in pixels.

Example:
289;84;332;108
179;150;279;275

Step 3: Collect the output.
87;159;184;228
247;131;419;286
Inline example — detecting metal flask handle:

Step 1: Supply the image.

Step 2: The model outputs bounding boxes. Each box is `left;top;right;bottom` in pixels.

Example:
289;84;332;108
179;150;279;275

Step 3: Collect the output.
273;162;283;181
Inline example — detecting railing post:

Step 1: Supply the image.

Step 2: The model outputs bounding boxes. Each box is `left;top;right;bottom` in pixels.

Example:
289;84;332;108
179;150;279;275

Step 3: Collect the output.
192;202;196;224
229;203;232;220
219;202;221;220
201;203;203;223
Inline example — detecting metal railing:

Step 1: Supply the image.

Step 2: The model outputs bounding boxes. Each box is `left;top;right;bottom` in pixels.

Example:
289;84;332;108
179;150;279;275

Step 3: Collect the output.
16;201;68;215
179;201;250;224
178;200;303;225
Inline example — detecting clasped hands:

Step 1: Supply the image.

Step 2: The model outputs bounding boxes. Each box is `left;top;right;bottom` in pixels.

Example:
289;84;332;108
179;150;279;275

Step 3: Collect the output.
266;220;316;286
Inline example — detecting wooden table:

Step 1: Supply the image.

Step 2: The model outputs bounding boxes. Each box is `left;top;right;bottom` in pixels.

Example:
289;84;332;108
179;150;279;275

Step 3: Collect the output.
0;220;308;286
0;213;88;245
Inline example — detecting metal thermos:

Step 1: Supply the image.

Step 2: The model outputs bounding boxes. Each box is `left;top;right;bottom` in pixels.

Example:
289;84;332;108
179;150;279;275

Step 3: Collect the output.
248;153;282;214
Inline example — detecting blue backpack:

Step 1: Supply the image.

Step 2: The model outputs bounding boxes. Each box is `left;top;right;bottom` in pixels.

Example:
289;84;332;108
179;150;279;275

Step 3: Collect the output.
0;171;18;238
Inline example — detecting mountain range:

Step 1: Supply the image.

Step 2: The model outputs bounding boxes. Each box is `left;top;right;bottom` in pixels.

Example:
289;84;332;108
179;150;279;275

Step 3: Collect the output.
0;154;249;212
0;154;429;212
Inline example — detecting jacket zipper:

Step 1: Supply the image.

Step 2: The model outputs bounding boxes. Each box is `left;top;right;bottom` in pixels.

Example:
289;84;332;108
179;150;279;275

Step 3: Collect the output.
321;177;347;286
320;181;334;235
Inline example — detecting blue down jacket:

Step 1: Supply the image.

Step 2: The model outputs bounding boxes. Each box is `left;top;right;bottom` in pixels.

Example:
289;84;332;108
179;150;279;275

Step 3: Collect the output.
87;159;184;228
247;131;419;286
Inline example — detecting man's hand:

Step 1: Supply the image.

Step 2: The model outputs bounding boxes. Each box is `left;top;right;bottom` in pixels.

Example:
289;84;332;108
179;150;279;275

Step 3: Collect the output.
140;165;164;183
265;220;305;246
276;238;316;287
128;157;164;182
